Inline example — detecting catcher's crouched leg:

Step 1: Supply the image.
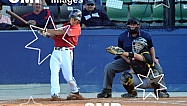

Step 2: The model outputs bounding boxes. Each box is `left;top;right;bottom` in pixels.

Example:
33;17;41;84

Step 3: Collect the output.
149;70;170;98
120;72;137;98
149;69;161;98
67;92;84;100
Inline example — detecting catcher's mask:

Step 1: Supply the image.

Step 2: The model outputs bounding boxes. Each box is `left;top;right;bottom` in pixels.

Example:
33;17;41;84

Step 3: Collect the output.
132;37;148;53
126;17;140;35
69;9;82;21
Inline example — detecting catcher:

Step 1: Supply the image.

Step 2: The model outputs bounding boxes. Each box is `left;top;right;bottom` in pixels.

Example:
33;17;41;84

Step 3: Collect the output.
97;17;169;98
106;37;161;98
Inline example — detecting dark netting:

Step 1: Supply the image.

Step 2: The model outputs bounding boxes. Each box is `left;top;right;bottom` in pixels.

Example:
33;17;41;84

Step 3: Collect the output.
2;0;186;30
80;0;187;30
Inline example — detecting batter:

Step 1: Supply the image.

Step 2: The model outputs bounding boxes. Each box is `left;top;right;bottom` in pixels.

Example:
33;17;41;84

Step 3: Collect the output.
38;9;82;100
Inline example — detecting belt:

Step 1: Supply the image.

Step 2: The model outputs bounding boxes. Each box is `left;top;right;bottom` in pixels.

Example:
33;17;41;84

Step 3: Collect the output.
54;47;72;51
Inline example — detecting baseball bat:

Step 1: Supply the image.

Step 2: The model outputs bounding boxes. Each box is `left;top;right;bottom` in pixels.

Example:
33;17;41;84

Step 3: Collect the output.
6;10;28;25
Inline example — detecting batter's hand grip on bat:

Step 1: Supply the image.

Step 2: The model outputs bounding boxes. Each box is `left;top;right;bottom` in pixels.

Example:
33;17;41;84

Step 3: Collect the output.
6;10;28;25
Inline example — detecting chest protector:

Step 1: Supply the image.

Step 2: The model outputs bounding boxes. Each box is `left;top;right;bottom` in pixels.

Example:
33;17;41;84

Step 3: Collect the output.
130;52;154;76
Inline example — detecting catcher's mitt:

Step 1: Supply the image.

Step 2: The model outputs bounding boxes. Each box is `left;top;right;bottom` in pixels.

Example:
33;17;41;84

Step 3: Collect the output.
67;93;84;100
106;46;124;55
38;30;50;37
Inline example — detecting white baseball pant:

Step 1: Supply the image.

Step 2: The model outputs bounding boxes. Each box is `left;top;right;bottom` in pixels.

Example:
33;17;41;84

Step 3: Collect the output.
50;47;79;96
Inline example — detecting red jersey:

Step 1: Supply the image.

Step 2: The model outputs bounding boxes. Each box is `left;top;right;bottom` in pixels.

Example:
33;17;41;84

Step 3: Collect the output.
54;22;81;48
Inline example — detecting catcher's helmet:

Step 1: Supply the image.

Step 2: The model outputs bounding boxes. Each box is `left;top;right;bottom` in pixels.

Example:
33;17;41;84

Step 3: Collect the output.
132;37;148;53
69;9;82;21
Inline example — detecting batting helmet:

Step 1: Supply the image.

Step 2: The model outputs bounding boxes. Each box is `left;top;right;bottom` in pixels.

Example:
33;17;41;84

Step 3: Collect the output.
69;9;82;21
132;37;148;53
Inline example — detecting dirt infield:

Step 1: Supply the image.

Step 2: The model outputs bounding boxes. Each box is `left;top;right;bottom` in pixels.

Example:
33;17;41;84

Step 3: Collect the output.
1;97;187;106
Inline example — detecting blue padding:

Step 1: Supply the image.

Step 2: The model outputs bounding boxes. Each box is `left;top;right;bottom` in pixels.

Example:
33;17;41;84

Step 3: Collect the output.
0;29;187;92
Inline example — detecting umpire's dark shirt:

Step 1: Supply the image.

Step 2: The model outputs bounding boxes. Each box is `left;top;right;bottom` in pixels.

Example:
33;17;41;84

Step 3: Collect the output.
118;30;153;52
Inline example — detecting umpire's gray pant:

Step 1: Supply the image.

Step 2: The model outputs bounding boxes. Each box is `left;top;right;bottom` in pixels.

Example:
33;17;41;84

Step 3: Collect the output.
103;58;130;89
103;58;167;89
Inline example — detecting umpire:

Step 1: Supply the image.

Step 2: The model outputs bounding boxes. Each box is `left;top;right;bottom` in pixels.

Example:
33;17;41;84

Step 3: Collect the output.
97;17;170;98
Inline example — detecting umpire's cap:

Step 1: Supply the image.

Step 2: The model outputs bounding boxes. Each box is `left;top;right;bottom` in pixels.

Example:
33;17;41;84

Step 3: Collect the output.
126;17;140;25
69;9;82;21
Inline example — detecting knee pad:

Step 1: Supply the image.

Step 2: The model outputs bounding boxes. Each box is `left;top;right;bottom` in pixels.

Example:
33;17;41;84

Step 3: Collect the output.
149;69;159;80
120;72;133;86
120;72;137;94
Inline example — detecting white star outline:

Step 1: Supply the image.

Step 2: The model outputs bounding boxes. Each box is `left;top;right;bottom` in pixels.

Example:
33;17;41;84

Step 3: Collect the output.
19;96;42;106
25;15;75;65
154;0;170;8
134;68;167;100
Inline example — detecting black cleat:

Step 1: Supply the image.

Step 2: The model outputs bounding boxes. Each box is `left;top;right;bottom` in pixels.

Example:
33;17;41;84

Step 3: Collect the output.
159;91;170;98
121;93;137;98
97;89;112;98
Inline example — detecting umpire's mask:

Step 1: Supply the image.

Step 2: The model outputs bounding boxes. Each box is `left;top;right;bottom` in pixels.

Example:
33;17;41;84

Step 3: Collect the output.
126;18;140;35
